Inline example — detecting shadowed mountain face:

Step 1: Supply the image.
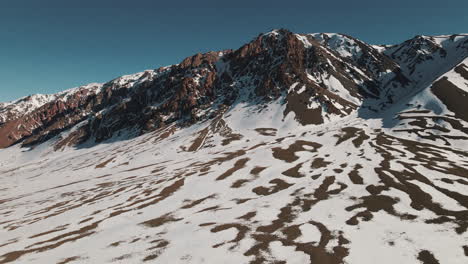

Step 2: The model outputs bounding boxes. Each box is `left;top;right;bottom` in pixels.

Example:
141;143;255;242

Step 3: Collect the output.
0;30;468;264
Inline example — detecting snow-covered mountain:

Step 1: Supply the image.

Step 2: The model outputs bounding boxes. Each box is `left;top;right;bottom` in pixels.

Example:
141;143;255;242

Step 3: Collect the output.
0;83;102;124
0;94;56;124
0;29;467;264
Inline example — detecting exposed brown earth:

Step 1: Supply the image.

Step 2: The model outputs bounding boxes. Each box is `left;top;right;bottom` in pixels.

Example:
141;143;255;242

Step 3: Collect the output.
348;164;364;184
254;128;277;136
431;77;468;122
252;178;294;196
454;63;468;80
282;163;306;178
272;140;322;163
141;214;182;228
95;157;115;169
417;250;440;264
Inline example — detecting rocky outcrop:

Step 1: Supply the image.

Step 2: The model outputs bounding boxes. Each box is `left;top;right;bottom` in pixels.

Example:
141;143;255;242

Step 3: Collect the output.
0;86;100;148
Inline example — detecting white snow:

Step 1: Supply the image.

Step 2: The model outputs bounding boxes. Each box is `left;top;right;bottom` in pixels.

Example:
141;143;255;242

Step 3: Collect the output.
322;74;360;104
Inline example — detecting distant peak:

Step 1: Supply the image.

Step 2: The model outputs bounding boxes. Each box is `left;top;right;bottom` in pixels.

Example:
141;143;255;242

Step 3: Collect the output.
262;28;292;37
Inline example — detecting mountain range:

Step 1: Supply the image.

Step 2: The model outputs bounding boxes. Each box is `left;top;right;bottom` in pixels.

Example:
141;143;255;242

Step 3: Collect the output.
0;29;467;264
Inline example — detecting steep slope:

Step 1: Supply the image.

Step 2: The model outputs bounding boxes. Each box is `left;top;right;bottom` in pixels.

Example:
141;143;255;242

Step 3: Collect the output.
0;83;103;148
0;30;467;264
0;94;56;124
370;58;468;149
384;34;468;87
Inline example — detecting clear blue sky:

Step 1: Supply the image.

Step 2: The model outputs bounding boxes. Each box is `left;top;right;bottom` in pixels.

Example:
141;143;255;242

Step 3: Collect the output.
1;0;467;102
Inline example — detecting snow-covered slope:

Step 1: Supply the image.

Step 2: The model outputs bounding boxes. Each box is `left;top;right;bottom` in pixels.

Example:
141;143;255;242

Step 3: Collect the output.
0;30;467;264
382;57;468;148
1;103;467;264
384;34;468;87
0;94;55;124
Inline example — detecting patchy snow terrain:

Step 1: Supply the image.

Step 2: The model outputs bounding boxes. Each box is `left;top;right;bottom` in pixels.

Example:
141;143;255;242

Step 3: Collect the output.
0;30;467;264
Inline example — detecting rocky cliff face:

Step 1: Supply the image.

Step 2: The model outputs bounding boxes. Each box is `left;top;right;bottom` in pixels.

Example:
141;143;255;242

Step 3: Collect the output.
0;30;467;150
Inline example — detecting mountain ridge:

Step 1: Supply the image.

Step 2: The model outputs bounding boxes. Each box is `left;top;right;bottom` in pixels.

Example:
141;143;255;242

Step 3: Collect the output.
1;29;466;150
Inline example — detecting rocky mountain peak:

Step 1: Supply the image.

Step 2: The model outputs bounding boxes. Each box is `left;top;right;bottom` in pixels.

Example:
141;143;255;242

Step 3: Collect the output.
0;29;467;150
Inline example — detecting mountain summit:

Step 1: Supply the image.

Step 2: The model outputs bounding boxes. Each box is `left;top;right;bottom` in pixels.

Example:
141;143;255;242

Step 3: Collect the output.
1;30;467;150
0;30;467;264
